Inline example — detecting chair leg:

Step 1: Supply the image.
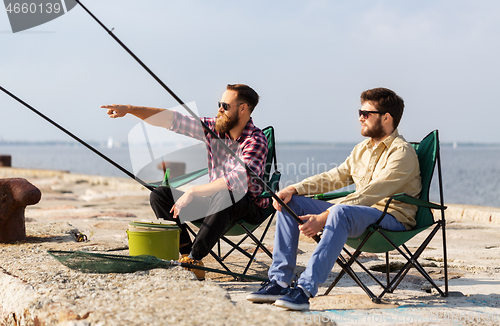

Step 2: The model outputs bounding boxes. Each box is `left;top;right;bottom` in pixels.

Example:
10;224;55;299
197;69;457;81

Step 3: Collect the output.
207;249;238;277
324;262;347;295
187;220;253;261
388;252;445;298
436;147;448;296
441;220;449;296
387;243;424;293
221;213;275;264
185;213;277;278
220;236;254;260
243;244;260;275
242;214;275;275
386;252;393;293
335;257;380;303
341;247;387;289
324;231;381;302
324;248;380;303
239;223;273;258
221;235;250;261
401;239;446;296
385;242;421;293
378;225;446;299
324;208;449;301
376;232;427;299
185;223;238;279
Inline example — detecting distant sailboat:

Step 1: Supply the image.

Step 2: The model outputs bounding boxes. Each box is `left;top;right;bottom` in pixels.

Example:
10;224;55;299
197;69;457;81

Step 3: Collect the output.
453;141;458;149
107;136;114;149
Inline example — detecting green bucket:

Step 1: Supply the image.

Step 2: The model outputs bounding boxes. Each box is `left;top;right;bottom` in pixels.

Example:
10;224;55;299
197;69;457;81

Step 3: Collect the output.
127;221;180;260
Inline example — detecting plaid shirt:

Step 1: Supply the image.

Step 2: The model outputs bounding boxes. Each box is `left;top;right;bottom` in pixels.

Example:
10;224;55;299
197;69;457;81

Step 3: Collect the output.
170;111;269;209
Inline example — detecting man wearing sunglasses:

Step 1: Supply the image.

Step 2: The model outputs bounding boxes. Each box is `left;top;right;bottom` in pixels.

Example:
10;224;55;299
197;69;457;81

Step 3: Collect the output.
102;84;268;280
247;87;421;310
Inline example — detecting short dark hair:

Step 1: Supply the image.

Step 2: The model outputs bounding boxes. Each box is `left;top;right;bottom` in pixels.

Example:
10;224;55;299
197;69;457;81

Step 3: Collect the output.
360;87;404;129
227;84;259;112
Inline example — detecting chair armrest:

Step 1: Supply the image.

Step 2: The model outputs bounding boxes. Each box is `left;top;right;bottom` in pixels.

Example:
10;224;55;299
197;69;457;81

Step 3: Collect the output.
169;168;209;188
257;191;272;198
313;190;355;201
149;168;209;189
391;193;447;210
256;171;281;199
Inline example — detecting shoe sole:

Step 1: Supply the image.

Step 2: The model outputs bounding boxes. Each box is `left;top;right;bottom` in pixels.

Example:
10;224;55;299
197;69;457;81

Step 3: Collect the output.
274;299;310;311
246;294;284;303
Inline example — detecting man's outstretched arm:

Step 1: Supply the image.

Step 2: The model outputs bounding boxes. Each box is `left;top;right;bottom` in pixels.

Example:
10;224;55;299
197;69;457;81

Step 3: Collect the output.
102;104;174;128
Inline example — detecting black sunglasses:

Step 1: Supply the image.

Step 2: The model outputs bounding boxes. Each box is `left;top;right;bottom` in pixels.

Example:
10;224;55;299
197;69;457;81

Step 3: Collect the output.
218;101;246;111
358;110;388;119
218;102;230;111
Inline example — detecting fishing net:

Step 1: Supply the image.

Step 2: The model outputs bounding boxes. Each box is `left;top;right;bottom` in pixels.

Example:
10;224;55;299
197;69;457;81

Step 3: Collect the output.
48;250;171;274
48;250;267;281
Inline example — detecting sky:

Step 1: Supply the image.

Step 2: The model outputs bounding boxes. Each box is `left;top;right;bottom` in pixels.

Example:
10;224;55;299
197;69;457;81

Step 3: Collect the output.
1;0;499;145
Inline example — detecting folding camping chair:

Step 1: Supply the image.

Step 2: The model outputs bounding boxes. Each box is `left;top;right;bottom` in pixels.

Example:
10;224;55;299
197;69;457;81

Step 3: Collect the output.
314;130;448;303
154;126;280;277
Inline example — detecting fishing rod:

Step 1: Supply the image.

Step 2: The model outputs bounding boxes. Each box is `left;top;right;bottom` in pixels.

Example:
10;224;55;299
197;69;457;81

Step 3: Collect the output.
0;85;155;191
74;0;320;242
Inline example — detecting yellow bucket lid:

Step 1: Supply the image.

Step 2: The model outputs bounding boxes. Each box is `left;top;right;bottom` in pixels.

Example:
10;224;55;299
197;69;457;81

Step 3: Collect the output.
128;221;178;232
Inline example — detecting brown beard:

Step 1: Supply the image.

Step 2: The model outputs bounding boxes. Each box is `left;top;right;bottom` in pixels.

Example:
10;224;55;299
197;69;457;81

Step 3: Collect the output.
361;117;385;139
215;110;239;134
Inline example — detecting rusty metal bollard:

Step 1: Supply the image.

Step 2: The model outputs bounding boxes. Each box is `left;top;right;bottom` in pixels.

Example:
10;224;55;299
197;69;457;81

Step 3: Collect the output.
0;155;11;167
0;178;41;243
0;155;12;167
157;161;186;179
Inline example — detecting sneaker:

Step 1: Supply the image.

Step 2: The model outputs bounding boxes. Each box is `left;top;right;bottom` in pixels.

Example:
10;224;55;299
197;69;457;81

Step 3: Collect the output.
178;255;205;280
246;280;289;303
274;286;310;310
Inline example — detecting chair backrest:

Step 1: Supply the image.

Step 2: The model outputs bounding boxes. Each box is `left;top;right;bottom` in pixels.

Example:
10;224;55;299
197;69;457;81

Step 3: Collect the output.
223;126;280;234
261;126;278;185
411;130;440;229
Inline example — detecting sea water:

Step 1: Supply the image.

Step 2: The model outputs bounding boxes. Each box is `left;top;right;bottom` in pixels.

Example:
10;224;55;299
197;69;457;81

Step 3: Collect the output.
277;143;500;208
0;142;499;208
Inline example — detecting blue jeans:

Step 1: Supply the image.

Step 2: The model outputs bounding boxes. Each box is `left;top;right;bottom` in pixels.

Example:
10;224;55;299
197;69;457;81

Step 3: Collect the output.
268;195;406;296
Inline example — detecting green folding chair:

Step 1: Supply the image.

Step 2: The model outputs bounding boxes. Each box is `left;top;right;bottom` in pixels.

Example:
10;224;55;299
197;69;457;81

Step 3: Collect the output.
314;130;448;302
152;126;280;276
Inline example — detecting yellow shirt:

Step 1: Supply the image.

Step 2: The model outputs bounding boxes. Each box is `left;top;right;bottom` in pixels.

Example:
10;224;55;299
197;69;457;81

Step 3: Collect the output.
293;129;422;230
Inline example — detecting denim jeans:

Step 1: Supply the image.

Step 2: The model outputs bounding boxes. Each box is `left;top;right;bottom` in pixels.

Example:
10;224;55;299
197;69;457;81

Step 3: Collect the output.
268;195;405;296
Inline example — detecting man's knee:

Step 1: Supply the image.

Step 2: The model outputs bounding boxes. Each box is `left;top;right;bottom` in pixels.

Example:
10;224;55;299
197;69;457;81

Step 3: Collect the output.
327;204;351;224
149;188;162;206
149;186;174;207
285;195;303;211
329;204;348;214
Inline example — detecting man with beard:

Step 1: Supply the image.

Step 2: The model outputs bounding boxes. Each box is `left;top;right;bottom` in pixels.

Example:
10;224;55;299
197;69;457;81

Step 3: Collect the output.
102;84;268;280
247;87;421;310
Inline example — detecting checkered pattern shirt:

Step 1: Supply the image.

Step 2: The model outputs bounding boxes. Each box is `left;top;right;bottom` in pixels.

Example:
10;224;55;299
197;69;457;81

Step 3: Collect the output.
170;112;269;209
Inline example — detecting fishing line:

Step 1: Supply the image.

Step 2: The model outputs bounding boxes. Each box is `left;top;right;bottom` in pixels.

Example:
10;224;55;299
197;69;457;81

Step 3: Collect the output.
74;0;319;241
140;121;155;162
0;85;155;191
